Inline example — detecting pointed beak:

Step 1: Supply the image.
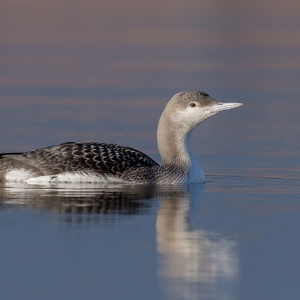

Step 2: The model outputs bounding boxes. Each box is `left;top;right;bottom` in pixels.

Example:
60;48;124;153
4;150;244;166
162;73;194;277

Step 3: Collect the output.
208;102;243;113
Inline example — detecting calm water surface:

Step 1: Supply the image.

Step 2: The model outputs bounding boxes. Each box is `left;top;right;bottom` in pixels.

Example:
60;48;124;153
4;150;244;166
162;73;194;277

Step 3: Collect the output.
1;0;300;299
1;155;300;300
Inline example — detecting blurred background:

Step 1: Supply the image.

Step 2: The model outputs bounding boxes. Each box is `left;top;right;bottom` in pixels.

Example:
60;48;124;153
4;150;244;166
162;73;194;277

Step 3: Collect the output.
1;0;300;159
2;3;300;300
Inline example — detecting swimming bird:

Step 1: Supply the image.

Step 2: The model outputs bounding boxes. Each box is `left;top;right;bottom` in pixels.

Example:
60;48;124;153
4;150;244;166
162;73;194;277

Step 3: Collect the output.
0;91;242;184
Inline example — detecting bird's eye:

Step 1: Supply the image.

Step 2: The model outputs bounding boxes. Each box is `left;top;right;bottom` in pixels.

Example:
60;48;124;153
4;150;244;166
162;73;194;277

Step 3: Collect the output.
190;103;196;107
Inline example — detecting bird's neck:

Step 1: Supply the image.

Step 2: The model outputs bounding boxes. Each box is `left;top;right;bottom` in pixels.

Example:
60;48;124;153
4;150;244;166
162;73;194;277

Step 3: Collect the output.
156;110;205;183
157;112;195;166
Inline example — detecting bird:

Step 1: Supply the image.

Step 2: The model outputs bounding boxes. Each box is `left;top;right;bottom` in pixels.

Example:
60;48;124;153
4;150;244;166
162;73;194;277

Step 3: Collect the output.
0;91;242;185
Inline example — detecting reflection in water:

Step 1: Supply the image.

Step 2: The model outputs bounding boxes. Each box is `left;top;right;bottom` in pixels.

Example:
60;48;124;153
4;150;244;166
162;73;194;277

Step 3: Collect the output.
157;186;238;300
0;183;157;223
0;183;238;299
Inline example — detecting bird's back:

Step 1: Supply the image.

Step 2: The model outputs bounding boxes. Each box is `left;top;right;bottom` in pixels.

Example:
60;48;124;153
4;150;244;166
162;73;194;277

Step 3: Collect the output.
0;142;159;183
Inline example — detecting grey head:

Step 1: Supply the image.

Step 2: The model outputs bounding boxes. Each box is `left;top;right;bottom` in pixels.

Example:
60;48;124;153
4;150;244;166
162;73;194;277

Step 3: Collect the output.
157;91;243;165
160;91;243;133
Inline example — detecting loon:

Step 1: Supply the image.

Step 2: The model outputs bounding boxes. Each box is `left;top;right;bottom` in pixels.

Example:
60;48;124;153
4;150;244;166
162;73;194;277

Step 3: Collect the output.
0;91;242;184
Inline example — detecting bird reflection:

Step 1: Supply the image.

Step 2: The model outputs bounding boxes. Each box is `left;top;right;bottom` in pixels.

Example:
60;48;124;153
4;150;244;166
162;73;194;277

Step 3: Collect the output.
0;183;238;299
0;182;157;217
156;185;238;300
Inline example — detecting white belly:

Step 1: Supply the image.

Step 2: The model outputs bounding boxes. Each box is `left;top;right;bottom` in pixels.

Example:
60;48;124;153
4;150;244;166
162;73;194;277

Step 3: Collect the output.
26;172;126;184
5;169;34;182
5;170;124;184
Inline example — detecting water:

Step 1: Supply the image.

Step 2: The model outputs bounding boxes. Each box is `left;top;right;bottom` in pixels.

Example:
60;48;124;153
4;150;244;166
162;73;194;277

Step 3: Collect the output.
1;1;300;299
2;155;300;300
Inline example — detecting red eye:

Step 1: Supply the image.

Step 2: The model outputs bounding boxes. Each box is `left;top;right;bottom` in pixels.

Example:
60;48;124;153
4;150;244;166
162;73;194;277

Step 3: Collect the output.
190;103;196;107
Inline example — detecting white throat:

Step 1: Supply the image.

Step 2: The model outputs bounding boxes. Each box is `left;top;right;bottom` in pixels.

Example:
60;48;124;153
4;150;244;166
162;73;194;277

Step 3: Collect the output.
157;109;205;183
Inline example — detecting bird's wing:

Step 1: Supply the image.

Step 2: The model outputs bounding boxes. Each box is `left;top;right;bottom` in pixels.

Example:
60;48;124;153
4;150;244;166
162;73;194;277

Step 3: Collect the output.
2;142;159;176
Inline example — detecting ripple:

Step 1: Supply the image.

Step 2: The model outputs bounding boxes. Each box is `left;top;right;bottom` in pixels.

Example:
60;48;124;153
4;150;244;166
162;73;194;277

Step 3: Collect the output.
206;166;300;194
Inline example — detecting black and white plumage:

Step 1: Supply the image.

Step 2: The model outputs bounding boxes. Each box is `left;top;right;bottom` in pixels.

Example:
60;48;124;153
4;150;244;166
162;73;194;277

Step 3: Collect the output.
0;91;242;184
0;143;159;184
